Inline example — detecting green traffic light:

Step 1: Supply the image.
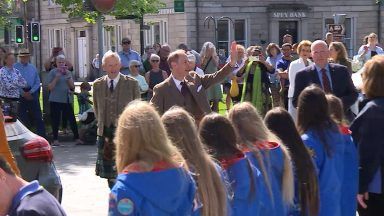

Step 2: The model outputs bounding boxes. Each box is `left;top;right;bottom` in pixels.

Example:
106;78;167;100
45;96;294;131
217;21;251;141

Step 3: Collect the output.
33;36;39;41
16;38;22;43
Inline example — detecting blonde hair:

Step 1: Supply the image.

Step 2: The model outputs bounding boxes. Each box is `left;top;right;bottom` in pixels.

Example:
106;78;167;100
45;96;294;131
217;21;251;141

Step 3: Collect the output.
162;107;227;216
297;40;312;54
362;55;384;99
114;101;185;173
228;102;294;205
200;42;219;64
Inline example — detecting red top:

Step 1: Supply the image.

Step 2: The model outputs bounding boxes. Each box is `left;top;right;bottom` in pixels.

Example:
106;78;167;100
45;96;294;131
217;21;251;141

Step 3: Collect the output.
219;152;245;169
339;125;352;135
122;160;179;174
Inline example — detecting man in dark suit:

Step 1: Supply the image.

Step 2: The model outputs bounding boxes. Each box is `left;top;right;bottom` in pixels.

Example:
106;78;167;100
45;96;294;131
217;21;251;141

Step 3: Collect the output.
292;40;357;113
150;42;237;121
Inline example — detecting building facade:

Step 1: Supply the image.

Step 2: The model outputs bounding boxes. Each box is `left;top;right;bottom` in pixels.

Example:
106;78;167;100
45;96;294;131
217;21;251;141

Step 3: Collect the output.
144;0;383;58
4;0;379;79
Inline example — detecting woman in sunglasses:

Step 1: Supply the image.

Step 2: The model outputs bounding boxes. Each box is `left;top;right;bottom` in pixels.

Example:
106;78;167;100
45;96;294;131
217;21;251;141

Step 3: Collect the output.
145;54;168;100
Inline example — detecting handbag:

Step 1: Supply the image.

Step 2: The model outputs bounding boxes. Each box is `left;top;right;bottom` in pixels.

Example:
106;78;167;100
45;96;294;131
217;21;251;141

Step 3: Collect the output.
230;77;239;97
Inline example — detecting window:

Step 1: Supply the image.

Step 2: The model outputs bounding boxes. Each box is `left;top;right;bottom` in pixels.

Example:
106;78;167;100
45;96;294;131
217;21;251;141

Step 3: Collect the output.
103;25;121;52
144;20;168;47
324;17;355;57
217;19;247;56
48;28;64;49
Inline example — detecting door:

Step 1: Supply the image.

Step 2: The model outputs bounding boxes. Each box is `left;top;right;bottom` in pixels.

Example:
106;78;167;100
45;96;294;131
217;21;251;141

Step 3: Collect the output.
279;21;298;45
77;36;87;79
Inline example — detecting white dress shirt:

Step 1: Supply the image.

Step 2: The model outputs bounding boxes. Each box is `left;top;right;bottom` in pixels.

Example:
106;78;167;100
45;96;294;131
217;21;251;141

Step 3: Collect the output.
172;76;183;92
106;73;121;90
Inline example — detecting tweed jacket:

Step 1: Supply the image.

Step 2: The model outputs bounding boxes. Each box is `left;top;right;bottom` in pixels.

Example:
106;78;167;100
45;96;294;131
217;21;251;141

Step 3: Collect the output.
150;63;232;119
93;74;140;136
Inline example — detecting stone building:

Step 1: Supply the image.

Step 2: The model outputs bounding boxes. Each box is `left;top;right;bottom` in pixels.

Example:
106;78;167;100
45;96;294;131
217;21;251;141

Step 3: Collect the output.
147;0;384;58
2;0;382;79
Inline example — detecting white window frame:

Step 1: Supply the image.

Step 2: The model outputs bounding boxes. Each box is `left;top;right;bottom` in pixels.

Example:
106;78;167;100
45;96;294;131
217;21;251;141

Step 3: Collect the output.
48;28;65;50
103;25;121;52
217;19;247;54
144;20;168;47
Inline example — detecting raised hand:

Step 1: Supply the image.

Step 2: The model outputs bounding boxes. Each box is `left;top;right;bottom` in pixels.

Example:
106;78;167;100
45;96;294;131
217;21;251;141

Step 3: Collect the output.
229;41;238;66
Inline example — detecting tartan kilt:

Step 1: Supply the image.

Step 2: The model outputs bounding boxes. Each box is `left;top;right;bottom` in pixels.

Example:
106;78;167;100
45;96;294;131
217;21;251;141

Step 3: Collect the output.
95;135;117;179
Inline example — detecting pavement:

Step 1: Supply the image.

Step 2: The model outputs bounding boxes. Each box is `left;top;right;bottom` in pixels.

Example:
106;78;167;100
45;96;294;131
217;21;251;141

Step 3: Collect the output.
53;142;109;216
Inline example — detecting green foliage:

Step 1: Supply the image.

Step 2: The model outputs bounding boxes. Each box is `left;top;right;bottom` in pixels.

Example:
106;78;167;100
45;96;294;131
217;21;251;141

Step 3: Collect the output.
0;0;13;27
54;0;165;23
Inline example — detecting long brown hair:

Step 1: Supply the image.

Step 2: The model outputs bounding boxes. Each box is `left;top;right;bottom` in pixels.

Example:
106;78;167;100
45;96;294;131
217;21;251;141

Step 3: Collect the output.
297;85;338;156
228;102;294;205
326;94;345;125
265;108;319;216
199;113;256;200
114;101;185;173
162;107;227;216
329;42;348;63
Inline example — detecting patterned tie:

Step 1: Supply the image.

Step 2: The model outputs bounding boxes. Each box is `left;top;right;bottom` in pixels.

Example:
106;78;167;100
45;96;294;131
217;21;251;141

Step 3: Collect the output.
110;80;114;93
180;81;189;96
321;68;331;93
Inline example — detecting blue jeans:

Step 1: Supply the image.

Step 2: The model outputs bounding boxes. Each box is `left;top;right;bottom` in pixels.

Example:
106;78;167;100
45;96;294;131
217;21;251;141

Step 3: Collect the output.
18;91;46;138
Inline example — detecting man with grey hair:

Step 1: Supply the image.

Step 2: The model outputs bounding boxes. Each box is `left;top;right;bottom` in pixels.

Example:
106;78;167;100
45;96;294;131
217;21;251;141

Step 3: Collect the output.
186;51;204;76
292;40;357;114
93;50;140;188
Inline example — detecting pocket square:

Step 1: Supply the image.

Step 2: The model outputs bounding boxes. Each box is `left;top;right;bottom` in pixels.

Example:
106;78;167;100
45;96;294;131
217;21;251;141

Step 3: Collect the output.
197;85;203;92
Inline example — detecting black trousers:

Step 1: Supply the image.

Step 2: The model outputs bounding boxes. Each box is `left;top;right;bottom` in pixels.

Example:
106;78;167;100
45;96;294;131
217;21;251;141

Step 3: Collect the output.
358;193;384;216
50;102;79;140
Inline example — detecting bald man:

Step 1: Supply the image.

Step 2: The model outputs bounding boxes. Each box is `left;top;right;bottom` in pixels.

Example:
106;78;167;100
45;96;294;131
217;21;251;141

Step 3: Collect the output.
292;40;357;112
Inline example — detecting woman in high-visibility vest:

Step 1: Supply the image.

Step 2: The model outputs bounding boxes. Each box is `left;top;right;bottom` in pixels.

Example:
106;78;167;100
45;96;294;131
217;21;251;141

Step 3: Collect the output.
0;107;20;175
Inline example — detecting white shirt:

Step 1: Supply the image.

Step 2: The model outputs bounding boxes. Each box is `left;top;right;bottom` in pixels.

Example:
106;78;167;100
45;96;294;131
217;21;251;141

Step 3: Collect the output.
172;76;183;92
288;58;313;98
106;73;121;90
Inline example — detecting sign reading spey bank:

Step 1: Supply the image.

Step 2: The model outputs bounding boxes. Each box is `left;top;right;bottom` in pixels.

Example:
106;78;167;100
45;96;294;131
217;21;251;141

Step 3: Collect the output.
273;12;307;18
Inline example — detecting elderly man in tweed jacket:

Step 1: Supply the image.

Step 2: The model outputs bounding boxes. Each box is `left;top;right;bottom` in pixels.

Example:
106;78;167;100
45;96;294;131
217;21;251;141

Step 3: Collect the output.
93;51;140;188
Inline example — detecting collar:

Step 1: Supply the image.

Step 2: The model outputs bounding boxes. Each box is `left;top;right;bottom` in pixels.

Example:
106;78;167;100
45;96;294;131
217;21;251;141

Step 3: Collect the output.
106;73;121;84
339;124;352;135
314;63;330;72
121;160;179;173
122;49;132;55
9;180;42;214
220;152;245;169
172;75;184;91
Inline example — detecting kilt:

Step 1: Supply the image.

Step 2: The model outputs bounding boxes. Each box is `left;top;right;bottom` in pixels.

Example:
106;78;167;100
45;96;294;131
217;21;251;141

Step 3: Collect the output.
95;126;117;179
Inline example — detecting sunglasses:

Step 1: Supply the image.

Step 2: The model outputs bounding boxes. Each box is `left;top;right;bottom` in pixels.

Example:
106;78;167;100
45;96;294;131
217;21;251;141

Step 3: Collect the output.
122;41;131;45
151;60;160;63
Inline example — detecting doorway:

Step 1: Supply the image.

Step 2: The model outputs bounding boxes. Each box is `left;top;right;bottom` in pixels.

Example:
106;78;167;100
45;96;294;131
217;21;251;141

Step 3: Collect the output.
77;30;88;79
279;21;298;45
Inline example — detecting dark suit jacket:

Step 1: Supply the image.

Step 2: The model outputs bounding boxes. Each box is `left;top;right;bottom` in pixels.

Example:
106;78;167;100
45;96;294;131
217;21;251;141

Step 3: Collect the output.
292;63;358;109
350;97;384;193
150;64;232;119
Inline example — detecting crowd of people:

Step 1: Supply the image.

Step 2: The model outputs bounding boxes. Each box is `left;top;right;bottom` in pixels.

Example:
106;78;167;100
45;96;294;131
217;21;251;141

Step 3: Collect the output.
0;31;384;215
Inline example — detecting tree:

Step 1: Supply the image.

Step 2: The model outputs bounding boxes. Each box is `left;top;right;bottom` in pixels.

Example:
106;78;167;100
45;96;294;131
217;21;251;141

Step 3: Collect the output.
54;0;165;23
0;0;13;27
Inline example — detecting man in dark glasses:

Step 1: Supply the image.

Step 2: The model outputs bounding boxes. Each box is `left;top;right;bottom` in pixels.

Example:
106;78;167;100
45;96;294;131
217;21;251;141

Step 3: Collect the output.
118;37;142;75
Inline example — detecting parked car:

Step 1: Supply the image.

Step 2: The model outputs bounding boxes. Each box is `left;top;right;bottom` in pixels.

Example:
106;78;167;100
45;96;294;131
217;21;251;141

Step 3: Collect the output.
4;119;63;202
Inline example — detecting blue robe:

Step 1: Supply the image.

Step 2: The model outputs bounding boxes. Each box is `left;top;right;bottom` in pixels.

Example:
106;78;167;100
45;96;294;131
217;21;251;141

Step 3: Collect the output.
109;167;196;216
245;143;288;216
226;157;271;216
339;126;359;216
302;128;345;216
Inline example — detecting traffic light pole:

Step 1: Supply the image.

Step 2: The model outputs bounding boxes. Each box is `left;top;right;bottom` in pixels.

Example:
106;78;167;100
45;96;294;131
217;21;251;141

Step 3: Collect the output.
23;0;29;49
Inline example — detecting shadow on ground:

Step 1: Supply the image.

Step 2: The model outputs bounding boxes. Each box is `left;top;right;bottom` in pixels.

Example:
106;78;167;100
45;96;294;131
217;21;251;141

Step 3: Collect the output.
53;144;98;175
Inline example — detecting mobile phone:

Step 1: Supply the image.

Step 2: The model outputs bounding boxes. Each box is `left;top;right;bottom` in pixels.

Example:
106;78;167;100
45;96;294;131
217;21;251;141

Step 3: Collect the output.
249;56;259;62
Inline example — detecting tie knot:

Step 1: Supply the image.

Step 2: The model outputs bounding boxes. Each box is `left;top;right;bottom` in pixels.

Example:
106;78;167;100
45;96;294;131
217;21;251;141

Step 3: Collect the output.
110;80;114;84
321;68;327;73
